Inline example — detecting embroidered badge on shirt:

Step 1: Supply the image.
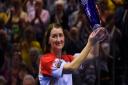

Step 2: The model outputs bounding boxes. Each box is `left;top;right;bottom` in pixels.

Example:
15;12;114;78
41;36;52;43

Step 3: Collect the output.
54;59;62;68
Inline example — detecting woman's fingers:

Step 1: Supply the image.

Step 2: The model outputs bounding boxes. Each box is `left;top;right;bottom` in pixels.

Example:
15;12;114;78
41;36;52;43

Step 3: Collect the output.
89;27;107;45
95;27;106;40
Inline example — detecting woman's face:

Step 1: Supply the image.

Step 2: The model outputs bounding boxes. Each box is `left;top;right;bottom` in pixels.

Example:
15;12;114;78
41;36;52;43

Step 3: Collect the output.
49;27;65;51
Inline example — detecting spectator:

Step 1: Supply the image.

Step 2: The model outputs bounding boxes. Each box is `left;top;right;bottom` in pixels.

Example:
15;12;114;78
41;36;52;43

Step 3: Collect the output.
9;0;28;24
26;0;35;20
79;39;113;85
23;75;36;85
28;0;50;44
29;0;50;27
111;0;128;84
50;0;69;30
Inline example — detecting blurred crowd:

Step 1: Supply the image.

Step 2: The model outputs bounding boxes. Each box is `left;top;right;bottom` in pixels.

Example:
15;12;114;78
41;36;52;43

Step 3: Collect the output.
0;0;128;85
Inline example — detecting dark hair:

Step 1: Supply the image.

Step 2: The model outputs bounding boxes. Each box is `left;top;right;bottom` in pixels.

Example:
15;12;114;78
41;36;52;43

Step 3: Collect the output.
96;0;110;13
43;23;64;53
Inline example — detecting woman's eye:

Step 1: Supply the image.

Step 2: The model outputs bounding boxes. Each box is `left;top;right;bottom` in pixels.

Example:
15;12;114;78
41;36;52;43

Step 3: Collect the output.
59;33;64;37
51;33;63;38
52;34;57;38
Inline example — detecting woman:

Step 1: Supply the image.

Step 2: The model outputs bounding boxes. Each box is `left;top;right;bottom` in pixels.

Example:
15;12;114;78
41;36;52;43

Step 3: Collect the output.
39;23;107;85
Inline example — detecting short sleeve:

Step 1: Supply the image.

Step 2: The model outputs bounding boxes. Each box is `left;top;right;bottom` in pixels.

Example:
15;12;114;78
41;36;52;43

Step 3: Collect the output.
52;59;66;78
40;54;55;77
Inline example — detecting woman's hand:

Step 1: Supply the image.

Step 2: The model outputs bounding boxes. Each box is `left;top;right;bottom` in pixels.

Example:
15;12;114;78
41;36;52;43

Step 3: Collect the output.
88;27;107;45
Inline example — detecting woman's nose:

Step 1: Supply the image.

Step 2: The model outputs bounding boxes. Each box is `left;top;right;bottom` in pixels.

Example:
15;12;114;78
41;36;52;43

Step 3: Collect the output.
56;36;61;41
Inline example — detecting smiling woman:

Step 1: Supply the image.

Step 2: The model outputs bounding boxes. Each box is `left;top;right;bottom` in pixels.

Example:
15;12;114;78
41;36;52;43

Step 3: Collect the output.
38;23;107;85
43;23;65;54
49;25;65;52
